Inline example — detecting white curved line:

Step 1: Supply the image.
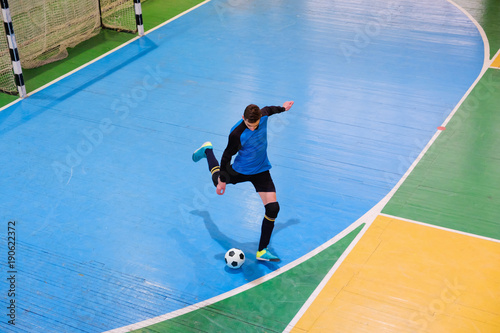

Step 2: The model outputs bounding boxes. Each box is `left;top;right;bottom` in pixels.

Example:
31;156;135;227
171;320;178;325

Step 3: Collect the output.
284;2;492;331
0;0;212;113
447;0;490;65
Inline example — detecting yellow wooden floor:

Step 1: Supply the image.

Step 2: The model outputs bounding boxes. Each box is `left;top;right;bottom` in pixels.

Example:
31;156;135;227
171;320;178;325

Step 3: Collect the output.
290;215;500;333
491;53;500;68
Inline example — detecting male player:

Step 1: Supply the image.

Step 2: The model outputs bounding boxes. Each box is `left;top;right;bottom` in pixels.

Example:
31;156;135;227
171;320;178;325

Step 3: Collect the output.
192;101;294;262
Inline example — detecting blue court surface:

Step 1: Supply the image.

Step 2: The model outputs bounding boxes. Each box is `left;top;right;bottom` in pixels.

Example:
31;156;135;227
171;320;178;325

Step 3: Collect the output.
0;0;483;331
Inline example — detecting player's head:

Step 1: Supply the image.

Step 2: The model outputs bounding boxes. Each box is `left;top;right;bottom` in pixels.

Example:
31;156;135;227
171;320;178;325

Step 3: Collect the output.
243;104;261;131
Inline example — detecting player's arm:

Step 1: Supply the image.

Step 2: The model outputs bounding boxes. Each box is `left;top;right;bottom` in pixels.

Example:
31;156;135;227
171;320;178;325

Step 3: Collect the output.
283;100;294;110
217;131;241;195
261;101;294;116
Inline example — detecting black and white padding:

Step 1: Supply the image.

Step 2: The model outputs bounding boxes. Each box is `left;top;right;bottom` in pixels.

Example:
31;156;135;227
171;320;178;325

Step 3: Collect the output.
133;0;144;36
0;0;26;98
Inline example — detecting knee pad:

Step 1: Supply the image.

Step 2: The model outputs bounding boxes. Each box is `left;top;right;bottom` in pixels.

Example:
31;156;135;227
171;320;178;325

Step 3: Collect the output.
265;202;280;221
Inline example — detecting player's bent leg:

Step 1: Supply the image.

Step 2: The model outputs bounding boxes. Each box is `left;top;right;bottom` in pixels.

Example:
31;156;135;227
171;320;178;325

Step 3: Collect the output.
205;149;221;186
205;148;220;180
193;142;221;187
211;170;220;187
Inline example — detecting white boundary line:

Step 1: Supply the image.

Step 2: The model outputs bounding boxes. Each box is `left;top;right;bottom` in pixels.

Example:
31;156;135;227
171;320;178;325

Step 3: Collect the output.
380;213;500;244
0;0;212;114
104;212;370;332
490;48;500;68
1;0;492;331
440;0;490;128
106;0;495;331
283;199;387;332
495;48;500;59
139;0;211;36
283;1;492;331
447;0;490;65
0;97;22;113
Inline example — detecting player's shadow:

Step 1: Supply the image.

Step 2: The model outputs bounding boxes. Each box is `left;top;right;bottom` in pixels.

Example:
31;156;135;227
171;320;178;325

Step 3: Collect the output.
190;210;300;279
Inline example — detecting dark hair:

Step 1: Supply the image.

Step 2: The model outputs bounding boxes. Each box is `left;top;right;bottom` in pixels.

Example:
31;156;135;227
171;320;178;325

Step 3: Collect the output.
243;104;262;123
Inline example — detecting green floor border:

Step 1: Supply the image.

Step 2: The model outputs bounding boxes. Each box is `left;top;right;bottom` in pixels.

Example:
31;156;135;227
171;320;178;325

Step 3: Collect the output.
382;68;500;240
0;0;205;107
2;0;497;332
453;0;500;59
383;0;500;239
130;224;364;333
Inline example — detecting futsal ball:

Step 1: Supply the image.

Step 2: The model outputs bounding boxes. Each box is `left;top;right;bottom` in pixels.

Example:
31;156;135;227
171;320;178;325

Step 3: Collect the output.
225;248;245;269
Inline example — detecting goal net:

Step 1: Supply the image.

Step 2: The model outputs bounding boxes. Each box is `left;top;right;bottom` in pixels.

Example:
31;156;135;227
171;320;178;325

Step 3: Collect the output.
0;39;17;95
101;0;137;32
0;0;138;94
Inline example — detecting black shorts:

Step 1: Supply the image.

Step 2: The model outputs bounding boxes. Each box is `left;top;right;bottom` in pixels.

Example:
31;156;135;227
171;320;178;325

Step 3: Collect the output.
224;165;276;193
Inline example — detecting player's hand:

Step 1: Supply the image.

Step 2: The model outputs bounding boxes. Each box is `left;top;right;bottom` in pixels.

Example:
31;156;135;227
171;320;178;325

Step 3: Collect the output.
216;180;226;195
283;101;294;111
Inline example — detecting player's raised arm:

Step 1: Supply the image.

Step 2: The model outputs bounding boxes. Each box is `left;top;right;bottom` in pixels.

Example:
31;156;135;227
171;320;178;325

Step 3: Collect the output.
261;101;294;117
283;100;294;111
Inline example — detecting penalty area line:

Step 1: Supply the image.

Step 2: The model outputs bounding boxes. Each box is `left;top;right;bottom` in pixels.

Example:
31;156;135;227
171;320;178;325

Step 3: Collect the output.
104;216;369;332
282;198;386;333
283;5;491;328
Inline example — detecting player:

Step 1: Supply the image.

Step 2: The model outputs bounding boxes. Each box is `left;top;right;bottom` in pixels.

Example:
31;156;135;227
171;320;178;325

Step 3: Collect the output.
192;101;294;262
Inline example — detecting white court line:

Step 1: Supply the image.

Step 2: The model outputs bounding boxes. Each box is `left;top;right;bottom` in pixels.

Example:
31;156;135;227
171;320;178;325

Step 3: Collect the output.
107;0;494;331
0;0;212;113
490;48;500;68
283;1;492;331
138;0;212;36
104;213;369;332
447;0;490;65
441;0;490;130
0;97;21;113
282;199;387;333
2;0;492;331
380;213;500;244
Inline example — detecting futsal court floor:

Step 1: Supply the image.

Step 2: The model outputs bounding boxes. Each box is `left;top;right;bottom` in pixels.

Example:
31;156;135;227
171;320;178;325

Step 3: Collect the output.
0;0;499;332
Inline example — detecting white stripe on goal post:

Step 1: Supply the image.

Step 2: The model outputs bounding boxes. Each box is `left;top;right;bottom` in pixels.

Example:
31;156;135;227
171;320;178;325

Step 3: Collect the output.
133;0;144;36
0;0;26;98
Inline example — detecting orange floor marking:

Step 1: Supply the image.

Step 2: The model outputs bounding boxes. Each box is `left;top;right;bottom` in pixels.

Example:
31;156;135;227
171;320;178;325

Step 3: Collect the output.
491;53;500;68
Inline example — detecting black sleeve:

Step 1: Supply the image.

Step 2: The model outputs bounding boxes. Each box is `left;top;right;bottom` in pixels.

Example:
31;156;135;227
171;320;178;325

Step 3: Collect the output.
219;128;241;182
261;106;286;117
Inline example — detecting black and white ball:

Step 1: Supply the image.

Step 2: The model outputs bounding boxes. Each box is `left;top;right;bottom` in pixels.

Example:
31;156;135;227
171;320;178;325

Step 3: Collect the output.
225;248;245;269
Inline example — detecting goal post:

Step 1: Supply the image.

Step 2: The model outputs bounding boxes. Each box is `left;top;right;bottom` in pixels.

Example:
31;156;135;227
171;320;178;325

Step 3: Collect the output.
0;0;26;97
0;0;144;96
134;0;144;36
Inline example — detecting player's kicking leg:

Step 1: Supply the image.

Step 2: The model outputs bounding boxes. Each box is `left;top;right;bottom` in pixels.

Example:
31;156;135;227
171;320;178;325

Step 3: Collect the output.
192;142;220;187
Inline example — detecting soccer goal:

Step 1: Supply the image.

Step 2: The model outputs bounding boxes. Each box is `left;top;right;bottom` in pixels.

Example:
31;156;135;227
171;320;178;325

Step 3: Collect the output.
0;0;144;96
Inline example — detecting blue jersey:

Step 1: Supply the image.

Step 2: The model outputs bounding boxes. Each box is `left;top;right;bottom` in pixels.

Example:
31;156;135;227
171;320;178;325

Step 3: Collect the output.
220;106;285;178
232;115;271;175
